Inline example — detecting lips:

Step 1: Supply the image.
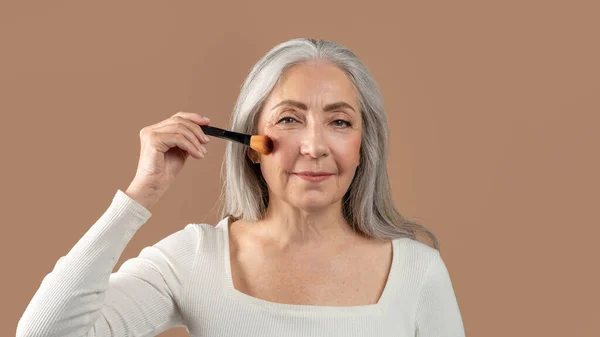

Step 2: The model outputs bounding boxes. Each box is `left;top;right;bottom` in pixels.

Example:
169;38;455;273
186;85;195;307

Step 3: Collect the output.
293;171;333;176
292;171;334;182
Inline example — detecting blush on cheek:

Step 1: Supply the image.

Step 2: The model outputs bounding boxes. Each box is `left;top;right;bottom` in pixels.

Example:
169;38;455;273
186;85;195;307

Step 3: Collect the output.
258;128;288;174
336;134;362;168
260;127;277;155
263;126;292;154
269;131;299;173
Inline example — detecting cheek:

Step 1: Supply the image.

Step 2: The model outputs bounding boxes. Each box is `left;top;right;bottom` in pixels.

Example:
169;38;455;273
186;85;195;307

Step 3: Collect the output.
273;135;299;165
333;134;362;169
260;127;300;176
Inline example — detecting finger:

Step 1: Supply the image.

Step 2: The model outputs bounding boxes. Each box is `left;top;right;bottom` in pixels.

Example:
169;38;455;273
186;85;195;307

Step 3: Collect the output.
169;115;211;144
173;111;211;126
157;121;207;155
172;112;212;142
147;112;210;132
156;133;205;159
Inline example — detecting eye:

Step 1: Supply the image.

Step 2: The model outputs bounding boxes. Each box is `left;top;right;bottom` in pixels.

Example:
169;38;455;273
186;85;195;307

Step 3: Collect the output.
277;117;298;124
332;119;352;128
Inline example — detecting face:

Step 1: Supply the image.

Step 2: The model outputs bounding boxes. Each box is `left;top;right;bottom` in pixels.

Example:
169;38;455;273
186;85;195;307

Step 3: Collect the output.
254;61;362;212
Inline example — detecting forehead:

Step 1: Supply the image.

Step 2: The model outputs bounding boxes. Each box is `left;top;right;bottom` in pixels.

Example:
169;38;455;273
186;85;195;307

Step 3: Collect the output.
265;62;360;107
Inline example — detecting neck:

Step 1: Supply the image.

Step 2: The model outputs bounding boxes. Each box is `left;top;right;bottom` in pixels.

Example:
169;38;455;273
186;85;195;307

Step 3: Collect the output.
254;198;357;250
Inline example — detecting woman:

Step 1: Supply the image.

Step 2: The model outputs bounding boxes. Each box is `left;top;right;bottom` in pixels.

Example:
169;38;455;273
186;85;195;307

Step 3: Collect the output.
17;38;465;336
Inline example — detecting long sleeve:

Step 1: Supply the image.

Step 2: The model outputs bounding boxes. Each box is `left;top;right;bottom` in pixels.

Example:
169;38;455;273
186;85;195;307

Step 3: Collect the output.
16;190;196;337
414;252;466;337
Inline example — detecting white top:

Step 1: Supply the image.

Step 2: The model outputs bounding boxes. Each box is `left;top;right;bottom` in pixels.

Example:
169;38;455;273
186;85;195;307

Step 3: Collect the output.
16;189;466;337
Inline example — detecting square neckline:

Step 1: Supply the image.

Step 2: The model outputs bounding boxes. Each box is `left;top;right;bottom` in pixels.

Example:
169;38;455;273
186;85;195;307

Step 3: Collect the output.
217;217;407;316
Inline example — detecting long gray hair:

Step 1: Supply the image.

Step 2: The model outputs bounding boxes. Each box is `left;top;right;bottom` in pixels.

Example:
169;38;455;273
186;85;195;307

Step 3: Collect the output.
219;38;439;251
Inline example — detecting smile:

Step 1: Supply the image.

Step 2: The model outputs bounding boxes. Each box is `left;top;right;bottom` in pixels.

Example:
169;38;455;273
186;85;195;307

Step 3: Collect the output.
292;172;334;182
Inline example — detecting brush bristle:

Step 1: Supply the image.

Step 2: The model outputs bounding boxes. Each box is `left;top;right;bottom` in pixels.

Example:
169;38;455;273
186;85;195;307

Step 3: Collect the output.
250;135;274;155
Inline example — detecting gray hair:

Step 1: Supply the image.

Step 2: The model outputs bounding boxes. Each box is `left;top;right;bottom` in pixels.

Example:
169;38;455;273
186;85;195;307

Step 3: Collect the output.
219;38;440;251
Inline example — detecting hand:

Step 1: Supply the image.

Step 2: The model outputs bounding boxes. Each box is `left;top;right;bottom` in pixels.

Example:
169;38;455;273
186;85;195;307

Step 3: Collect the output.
125;112;211;210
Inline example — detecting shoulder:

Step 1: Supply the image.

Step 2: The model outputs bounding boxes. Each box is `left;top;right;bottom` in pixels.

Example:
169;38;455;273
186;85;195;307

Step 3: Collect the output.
394;236;442;278
414;231;438;249
176;217;229;238
179;217;229;254
142;218;227;262
153;221;217;247
396;237;457;297
395;235;439;257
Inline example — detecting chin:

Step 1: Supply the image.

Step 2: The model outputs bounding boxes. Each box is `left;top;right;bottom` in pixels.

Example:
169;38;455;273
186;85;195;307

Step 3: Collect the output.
288;194;337;212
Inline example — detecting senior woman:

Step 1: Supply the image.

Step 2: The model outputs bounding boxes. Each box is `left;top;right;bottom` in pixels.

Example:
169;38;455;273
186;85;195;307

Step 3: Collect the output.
17;38;465;337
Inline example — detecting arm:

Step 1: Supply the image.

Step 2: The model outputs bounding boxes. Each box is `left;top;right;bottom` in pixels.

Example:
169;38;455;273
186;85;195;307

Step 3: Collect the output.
16;190;197;337
415;252;466;337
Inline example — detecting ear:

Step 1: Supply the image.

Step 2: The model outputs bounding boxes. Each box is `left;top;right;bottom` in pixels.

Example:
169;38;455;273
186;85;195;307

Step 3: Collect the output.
247;149;260;164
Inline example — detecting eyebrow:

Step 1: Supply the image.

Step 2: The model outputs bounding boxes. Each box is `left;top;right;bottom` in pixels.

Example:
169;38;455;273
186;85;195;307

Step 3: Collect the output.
271;99;356;113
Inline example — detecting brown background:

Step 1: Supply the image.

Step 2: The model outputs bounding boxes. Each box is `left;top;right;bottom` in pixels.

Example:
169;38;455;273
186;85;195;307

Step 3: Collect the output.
2;1;598;336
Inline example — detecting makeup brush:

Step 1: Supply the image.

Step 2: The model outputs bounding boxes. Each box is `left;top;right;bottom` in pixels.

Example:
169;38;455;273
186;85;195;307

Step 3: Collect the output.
200;125;274;155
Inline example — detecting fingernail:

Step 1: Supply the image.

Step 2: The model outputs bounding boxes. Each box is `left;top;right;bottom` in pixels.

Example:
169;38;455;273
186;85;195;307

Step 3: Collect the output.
203;117;210;121
200;145;207;153
204;135;210;142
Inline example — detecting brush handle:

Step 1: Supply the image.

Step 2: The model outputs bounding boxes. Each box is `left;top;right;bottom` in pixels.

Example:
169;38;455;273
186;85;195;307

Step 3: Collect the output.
200;125;251;146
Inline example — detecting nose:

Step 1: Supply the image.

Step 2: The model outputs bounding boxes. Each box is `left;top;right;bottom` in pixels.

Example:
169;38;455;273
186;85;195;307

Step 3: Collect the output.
299;124;330;158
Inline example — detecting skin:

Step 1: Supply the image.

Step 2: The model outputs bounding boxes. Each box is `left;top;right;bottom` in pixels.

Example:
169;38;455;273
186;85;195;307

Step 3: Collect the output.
229;61;393;305
240;61;372;251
